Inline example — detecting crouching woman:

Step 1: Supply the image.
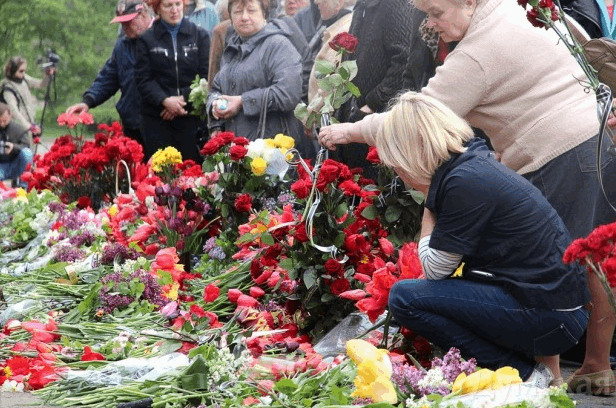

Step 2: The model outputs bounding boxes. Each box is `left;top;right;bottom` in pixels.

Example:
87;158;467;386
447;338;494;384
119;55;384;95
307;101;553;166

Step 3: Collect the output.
378;93;590;387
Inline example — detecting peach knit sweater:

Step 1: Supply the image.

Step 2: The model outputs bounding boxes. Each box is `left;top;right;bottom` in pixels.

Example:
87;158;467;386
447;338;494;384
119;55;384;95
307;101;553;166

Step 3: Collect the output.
357;0;599;174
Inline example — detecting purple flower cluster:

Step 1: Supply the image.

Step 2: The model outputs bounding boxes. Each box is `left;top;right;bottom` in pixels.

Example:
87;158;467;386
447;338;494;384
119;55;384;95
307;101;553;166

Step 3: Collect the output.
48;202;66;215
392;347;476;398
69;230;97;247
47;232;68;246
99;243;140;266
61;208;90;231
53;245;86;263
351;398;374;405
278;193;294;206
99;269;168;313
430;347;476;383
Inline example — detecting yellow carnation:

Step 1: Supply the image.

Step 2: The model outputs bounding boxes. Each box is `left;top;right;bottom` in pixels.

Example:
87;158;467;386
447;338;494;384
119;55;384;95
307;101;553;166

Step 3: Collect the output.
251;157;267;176
151;146;183;172
108;204;119;217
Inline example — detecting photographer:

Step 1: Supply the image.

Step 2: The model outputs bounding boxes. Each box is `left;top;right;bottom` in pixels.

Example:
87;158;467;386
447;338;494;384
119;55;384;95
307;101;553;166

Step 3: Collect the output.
0;56;55;147
66;0;154;148
0;103;33;188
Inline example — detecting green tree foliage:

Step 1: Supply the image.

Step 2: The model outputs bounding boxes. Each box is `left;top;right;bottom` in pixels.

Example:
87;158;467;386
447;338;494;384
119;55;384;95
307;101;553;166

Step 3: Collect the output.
0;0;121;128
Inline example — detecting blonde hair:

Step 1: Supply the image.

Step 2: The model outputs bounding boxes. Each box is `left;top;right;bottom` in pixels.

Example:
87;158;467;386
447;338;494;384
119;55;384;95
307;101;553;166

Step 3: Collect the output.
376;92;474;185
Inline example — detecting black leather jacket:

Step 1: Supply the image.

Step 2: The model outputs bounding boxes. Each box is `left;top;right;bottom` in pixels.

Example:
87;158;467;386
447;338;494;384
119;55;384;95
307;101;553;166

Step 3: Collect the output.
135;18;210;117
560;0;603;39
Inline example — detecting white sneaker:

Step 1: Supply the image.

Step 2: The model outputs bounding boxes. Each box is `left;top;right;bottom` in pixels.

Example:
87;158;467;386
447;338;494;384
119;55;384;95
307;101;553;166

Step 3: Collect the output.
525;363;554;388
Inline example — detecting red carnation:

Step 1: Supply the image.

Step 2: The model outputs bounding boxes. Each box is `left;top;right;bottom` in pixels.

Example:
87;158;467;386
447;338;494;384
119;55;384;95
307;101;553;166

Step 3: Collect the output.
229;144;248;160
329;32;358;54
527;8;546;28
234;193;253;213
203;284;220;303
81;346;106;361
339;180;362;196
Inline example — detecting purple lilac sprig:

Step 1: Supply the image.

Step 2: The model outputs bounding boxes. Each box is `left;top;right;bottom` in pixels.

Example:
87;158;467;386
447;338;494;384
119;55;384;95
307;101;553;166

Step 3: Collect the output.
53;245;86;263
392;347;476;398
203;237;226;260
69;230;97;247
430;347;477;383
99;269;168;313
98;243;140;266
48;202;66;215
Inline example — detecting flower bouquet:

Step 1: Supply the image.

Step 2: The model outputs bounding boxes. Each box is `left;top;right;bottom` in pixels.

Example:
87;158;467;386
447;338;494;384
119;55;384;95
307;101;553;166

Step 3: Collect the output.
188;75;208;120
23;115;144;209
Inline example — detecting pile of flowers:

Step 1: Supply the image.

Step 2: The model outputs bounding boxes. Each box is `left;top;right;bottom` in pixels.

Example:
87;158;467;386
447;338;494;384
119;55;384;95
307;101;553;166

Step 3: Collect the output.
23;115;144;208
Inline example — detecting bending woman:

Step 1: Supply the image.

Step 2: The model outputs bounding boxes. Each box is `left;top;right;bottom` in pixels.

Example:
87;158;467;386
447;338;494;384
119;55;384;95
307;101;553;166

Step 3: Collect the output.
319;0;616;394
377;92;591;387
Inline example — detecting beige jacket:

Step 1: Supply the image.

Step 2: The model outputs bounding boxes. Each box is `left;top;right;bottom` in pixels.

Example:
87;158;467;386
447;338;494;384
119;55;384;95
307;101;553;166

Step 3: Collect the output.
1;74;49;135
357;0;599;174
307;13;353;103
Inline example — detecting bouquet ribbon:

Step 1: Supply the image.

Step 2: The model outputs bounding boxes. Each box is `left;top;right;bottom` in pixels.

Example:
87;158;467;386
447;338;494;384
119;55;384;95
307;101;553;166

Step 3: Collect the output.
287;113;348;264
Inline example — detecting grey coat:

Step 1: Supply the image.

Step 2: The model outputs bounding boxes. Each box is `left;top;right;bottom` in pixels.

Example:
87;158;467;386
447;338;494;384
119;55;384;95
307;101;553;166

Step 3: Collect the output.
208;22;303;142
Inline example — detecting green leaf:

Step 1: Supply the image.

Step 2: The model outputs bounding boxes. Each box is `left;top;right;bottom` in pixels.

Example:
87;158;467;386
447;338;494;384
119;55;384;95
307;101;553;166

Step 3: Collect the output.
274;378;299;395
156;270;174;286
334;232;346;248
326;385;348;405
327;73;344;87
346;82;361;98
335;202;348;218
361;204;378;220
294;103;309;122
261;232;275;246
303;268;318;289
341;60;358;79
117;282;130;295
339;66;349;81
221;203;230;218
278;258;294;271
409;189;425;205
384;205;402;223
314;60;336;75
159;340;182;354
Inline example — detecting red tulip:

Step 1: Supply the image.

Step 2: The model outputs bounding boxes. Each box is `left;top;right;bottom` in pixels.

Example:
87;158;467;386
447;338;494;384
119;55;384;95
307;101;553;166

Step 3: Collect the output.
249;286;265;298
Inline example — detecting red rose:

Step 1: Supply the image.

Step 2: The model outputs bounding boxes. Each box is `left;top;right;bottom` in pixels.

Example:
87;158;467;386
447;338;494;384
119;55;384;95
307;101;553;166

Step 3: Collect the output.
412;336;432;357
218;131;236;145
229;144;248;160
234;193;253;212
329;278;351;295
339;180;362;196
329;32;358;54
233;137;250;146
324;258;344;276
292;223;310;242
200;138;223;156
291;178;312;199
77;196;92;209
366;147;381;164
316;160;340;190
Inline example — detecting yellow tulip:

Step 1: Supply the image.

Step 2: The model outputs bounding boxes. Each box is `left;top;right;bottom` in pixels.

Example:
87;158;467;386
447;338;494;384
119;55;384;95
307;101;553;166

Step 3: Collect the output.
251;157;268;176
452;367;522;394
347;339;396;404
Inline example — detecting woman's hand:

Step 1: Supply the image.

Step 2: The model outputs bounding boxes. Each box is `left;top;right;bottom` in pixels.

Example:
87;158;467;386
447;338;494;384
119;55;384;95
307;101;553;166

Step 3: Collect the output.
213;95;242;120
162;96;187;119
360;105;374;114
318;123;357;151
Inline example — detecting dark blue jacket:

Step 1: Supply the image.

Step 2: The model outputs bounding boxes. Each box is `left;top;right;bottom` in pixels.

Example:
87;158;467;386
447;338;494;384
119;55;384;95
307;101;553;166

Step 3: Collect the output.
82;34;142;130
426;138;591;310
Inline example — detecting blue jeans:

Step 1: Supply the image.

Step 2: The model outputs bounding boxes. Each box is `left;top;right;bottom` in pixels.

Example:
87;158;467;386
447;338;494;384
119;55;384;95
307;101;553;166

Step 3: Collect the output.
524;135;616;239
0;148;32;185
388;279;590;379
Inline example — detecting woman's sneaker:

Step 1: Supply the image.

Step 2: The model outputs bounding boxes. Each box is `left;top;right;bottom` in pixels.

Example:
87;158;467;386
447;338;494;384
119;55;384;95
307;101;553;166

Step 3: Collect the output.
525;363;554;388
